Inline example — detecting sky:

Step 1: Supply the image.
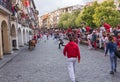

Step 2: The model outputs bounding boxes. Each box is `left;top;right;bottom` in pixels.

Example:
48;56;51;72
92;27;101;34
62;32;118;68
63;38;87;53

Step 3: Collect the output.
34;0;94;16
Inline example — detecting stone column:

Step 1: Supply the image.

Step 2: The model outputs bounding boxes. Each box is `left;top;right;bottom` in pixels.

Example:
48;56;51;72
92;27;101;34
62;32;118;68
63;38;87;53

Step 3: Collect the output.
21;28;24;46
15;31;19;49
0;29;3;59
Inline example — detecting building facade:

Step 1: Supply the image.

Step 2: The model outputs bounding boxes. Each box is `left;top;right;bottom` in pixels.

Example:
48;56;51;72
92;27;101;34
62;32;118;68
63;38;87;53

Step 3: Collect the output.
0;0;12;59
39;4;84;29
40;14;50;29
0;0;39;59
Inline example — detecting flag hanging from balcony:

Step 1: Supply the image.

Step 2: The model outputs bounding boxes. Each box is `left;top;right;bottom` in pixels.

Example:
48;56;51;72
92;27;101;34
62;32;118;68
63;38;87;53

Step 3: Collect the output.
22;0;30;7
25;0;30;7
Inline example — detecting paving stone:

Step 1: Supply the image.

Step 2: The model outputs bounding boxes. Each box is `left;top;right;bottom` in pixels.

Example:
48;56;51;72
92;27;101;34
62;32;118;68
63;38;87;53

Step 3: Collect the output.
0;37;120;82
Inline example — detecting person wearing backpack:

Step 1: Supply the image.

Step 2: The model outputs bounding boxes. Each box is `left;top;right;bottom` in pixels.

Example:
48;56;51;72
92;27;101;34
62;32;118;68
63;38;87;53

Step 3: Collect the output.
63;36;81;82
105;35;117;75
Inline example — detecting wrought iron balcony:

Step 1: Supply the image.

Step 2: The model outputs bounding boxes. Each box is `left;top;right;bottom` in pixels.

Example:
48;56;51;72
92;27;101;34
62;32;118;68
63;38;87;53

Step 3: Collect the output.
11;13;17;21
0;0;12;14
18;18;29;27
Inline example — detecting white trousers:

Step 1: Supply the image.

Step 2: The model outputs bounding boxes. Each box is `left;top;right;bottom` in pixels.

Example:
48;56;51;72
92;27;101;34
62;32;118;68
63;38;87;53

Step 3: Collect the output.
67;58;77;82
99;38;102;48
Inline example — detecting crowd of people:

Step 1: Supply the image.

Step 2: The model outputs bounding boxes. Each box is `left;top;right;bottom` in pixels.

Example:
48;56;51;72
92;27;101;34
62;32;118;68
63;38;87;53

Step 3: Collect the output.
30;23;120;82
31;24;120;55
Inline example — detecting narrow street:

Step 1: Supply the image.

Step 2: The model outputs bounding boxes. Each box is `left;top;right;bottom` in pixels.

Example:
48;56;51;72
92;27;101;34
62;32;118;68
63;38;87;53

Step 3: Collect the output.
0;37;120;82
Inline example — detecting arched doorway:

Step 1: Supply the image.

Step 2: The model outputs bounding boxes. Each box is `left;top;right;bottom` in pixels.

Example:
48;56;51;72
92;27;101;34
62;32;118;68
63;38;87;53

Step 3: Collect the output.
1;21;10;54
18;28;22;46
11;24;17;49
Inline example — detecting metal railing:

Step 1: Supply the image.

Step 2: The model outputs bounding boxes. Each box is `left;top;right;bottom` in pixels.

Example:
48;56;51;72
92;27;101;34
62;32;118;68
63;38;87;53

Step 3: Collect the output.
0;0;12;12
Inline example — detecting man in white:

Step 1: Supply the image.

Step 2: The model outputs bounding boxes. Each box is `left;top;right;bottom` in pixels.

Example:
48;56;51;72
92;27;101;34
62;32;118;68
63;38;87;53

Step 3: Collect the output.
59;32;64;40
99;25;106;48
63;37;80;82
102;34;109;55
97;30;103;48
43;33;47;42
87;33;92;49
100;25;106;32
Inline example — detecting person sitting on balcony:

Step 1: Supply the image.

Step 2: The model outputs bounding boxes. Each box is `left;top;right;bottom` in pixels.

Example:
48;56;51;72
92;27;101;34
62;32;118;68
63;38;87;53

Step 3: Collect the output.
11;4;15;16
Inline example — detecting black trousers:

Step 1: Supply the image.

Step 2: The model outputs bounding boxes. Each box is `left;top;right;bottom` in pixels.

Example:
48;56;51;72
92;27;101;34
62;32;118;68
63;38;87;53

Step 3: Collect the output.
59;42;64;49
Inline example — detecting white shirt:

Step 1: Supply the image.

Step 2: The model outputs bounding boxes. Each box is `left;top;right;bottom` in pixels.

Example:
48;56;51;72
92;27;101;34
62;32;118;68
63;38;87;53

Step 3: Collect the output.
87;34;92;40
98;32;103;38
100;26;106;32
110;28;112;32
43;34;47;39
59;33;64;40
104;36;109;43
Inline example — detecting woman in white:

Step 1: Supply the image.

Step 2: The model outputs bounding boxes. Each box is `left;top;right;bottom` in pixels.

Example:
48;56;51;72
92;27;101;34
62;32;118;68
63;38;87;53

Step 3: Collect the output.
102;33;109;55
43;34;47;42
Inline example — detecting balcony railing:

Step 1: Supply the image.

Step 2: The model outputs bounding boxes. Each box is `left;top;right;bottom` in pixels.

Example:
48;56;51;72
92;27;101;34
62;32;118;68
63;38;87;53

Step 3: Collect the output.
0;0;12;12
18;17;30;27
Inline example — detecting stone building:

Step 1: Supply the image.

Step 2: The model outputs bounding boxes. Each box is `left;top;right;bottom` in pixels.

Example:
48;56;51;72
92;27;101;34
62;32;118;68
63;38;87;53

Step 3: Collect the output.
0;0;39;59
39;4;84;29
0;0;12;59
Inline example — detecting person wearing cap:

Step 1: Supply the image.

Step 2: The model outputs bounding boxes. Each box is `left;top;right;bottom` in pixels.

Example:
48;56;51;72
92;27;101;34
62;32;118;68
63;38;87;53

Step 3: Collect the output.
63;36;81;82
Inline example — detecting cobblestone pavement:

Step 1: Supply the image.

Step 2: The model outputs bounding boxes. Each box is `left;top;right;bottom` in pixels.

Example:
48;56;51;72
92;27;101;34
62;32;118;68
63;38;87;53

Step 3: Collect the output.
0;37;120;82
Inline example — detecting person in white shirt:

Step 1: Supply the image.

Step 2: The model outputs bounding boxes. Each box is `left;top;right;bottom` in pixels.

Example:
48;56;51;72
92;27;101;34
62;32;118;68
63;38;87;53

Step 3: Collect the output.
110;27;113;33
102;33;109;55
58;32;65;49
98;31;103;48
43;34;47;42
100;25;106;32
87;33;92;49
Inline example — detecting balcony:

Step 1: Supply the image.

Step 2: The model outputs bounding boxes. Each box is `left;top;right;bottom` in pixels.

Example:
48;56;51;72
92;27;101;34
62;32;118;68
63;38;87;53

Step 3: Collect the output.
0;0;12;14
11;13;17;21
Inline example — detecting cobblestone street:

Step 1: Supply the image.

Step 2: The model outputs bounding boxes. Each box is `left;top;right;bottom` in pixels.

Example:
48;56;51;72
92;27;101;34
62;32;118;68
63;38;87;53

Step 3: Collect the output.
0;38;120;82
